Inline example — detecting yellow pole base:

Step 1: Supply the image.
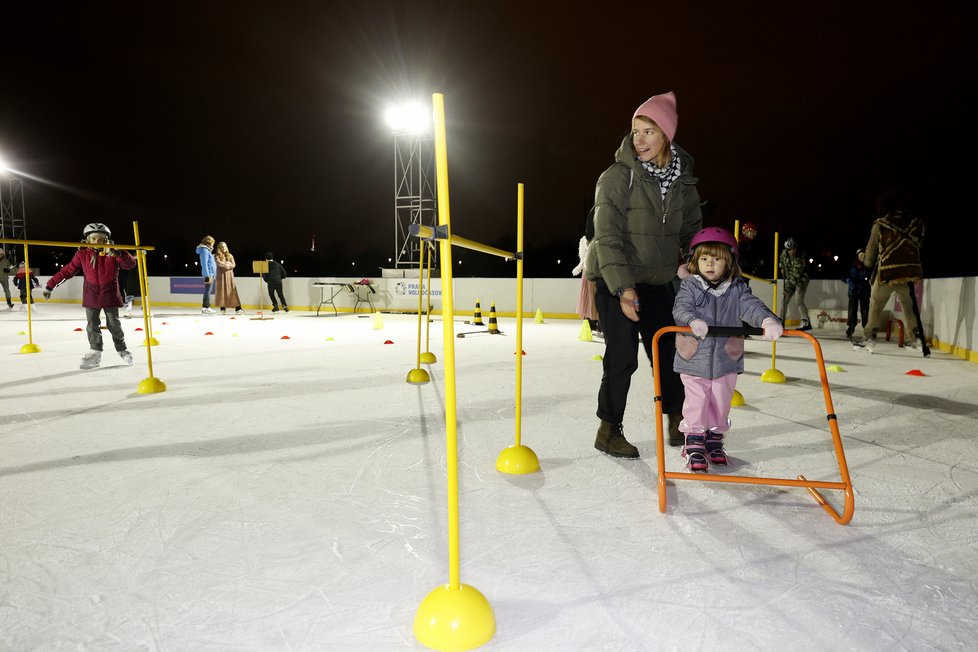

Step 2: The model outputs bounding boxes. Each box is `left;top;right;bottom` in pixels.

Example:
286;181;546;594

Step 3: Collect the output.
142;337;160;347
730;389;745;407
407;368;431;385
137;377;167;394
414;583;495;651
420;351;438;364
20;343;41;354
495;444;540;475
761;368;787;383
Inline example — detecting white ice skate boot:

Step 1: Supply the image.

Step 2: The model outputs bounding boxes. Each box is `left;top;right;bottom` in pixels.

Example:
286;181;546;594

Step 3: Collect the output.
80;350;102;369
119;350;133;366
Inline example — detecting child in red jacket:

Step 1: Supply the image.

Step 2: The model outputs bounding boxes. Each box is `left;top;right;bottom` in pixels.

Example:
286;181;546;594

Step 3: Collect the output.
43;222;137;369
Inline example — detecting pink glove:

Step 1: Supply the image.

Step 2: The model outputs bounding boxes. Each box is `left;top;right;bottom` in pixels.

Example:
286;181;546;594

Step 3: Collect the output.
689;319;708;339
761;317;783;340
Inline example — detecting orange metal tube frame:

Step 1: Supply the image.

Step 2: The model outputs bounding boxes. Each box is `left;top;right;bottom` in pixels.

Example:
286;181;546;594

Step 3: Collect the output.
652;326;855;525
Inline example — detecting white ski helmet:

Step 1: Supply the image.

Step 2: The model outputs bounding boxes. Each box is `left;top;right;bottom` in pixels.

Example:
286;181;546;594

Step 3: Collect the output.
83;222;111;239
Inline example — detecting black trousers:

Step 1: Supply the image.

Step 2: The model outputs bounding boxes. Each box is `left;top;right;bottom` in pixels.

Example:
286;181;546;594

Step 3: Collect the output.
267;281;287;308
594;282;685;424
846;295;869;333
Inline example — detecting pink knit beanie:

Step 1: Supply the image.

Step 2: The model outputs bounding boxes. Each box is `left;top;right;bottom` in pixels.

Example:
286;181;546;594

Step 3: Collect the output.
632;91;678;142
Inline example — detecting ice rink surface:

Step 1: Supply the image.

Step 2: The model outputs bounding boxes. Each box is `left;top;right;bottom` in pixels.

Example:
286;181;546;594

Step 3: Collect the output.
2;304;977;651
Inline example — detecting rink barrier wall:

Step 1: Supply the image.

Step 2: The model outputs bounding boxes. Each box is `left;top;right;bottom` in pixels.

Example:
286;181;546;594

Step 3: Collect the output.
37;274;978;364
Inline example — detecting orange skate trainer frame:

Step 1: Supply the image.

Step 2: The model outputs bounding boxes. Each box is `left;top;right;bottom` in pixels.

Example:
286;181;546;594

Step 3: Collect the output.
652;327;855;525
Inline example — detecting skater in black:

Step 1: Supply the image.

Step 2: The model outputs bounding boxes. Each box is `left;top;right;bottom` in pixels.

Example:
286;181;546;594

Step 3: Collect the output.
264;252;289;312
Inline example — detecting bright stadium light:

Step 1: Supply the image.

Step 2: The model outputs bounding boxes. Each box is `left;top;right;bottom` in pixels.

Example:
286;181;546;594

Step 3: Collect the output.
384;102;431;135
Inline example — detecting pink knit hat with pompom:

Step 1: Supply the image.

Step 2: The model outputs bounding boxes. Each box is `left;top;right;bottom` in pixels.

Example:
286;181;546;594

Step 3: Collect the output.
632;91;678;142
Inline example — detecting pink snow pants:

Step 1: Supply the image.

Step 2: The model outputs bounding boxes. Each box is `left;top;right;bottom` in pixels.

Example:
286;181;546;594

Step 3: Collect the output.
678;373;739;434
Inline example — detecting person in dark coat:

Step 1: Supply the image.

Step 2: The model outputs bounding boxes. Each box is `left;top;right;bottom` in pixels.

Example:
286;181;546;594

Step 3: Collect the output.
584;91;703;456
843;249;871;339
43;222;136;369
264;252;289;312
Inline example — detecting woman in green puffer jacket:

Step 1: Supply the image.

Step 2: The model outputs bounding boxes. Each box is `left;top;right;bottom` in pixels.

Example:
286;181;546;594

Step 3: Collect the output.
585;91;703;459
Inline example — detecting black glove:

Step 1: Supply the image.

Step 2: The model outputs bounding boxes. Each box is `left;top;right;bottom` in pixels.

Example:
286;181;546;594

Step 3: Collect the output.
204;276;213;284
42;289;52;300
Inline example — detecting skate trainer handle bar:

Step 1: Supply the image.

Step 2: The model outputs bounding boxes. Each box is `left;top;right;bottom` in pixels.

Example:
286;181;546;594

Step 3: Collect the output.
700;326;763;337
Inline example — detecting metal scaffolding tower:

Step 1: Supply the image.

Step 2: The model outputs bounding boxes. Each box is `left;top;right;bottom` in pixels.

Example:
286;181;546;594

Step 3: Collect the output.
392;132;437;269
0;173;27;262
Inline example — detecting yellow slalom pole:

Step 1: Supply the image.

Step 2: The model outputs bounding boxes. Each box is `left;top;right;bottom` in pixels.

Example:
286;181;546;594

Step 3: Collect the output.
133;222;166;394
420;241;437;364
19;244;40;354
413;92;495;651
496;183;539;475
762;231;786;383
406;237;430;384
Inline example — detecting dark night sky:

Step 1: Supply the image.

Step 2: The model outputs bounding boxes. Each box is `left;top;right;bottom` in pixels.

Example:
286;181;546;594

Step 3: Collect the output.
1;1;974;276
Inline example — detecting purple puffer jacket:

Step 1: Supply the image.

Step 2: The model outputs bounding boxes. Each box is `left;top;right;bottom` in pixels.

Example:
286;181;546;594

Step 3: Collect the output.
673;275;777;379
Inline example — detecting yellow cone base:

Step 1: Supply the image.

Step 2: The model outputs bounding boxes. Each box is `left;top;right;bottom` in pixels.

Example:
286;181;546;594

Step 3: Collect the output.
496;444;540;475
761;368;787;383
730;389;745;407
414;583;495;651
407;368;431;385
142;337;160;347
20;343;41;354
420;351;438;364
137;377;167;394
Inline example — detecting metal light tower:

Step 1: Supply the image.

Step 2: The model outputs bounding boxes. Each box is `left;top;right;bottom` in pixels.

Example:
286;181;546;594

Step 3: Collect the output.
386;103;437;269
0;159;28;263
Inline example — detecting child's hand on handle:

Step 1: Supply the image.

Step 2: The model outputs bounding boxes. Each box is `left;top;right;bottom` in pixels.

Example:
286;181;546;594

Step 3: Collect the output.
689;319;708;339
761;317;783;340
42;289;52;300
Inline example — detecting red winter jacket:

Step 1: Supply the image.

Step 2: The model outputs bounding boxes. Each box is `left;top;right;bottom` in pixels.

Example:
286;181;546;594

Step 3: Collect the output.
46;248;136;309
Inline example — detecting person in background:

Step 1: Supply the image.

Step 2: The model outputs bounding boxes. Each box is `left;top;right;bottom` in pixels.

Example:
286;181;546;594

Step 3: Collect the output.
778;237;811;330
843;248;871;340
585;90;702;458
214;241;244;315
264;251;288;313
14;262;39;307
0;248;14;308
857;188;925;353
197;235;217;315
737;222;766;281
42;222;136;369
673;227;782;471
572;206;600;335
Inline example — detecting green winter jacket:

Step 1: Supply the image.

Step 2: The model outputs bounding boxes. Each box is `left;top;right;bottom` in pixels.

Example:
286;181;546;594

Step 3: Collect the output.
585;137;702;293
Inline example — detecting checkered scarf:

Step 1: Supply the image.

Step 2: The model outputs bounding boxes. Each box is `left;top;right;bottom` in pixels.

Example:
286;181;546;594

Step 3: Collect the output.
641;144;681;200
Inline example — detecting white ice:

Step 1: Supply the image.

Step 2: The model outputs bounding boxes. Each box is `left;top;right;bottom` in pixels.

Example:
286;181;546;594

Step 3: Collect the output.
2;304;977;650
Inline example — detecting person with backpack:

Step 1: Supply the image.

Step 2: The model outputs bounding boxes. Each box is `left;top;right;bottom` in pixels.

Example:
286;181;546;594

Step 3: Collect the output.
584;91;703;458
856;188;925;353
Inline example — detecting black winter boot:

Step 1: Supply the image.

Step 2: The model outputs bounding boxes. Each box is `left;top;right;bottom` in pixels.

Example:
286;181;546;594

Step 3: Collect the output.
594;421;639;459
667;413;685;447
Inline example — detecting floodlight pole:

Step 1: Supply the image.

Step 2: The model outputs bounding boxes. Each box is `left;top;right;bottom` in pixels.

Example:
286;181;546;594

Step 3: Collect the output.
0;172;27;263
392;130;437;269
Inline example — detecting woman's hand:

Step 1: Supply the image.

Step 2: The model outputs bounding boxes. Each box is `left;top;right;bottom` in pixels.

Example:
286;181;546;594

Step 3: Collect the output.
619;288;640;322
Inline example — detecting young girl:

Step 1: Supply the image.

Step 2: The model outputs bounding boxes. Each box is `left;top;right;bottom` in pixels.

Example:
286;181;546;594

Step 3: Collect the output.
672;227;783;471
